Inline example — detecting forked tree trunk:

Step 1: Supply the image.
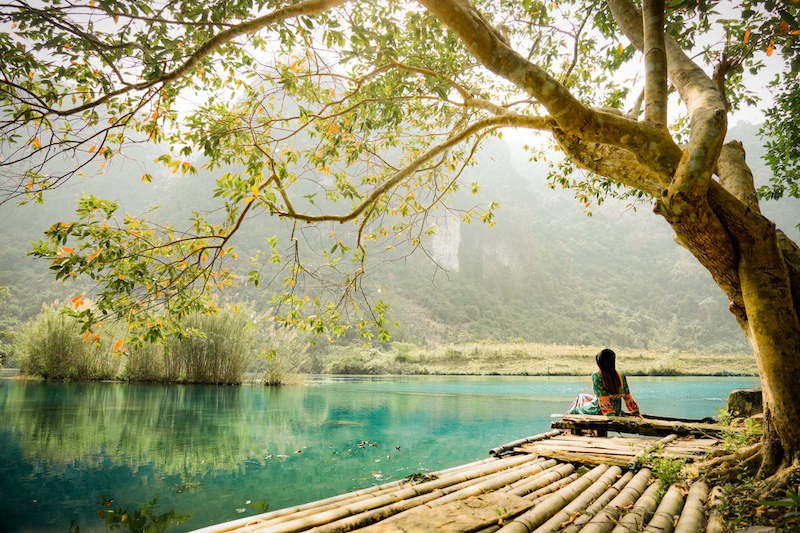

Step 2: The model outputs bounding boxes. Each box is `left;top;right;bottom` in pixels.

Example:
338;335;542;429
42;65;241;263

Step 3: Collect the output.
661;162;800;474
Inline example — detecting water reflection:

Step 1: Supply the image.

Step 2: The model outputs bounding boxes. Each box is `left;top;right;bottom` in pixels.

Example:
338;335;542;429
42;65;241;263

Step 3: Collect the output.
0;376;757;532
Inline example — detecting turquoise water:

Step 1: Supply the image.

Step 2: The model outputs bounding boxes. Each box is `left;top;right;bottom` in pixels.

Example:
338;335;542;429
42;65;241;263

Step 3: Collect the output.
0;375;757;531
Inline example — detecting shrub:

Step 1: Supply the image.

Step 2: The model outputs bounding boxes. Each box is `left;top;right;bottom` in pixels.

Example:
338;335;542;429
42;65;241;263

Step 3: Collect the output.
17;306;124;380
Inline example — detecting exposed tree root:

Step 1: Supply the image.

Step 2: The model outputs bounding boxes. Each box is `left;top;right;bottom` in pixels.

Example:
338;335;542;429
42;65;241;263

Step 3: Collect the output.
759;460;800;499
692;442;800;531
688;442;762;483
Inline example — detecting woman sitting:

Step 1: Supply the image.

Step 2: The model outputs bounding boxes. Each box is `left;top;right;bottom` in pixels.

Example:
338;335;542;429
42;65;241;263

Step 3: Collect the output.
568;348;640;417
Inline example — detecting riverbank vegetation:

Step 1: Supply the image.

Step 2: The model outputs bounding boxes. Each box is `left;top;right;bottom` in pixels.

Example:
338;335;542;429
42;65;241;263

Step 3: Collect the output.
9;304;756;382
310;342;756;377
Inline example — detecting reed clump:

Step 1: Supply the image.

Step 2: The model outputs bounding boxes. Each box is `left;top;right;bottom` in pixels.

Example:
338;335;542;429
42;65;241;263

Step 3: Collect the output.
16;306;124;380
164;310;256;385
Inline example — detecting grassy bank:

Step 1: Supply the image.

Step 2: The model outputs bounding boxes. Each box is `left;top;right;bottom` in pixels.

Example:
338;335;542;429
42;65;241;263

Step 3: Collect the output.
311;342;757;376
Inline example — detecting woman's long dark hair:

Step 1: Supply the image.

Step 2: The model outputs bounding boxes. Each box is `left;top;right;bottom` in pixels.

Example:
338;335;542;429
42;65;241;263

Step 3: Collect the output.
596;348;621;394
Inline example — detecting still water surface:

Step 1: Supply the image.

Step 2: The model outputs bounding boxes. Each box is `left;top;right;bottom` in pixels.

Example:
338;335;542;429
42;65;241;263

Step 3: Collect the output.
0;375;757;531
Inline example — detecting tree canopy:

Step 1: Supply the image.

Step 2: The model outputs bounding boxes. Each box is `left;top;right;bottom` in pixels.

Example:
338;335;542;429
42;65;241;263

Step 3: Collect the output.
2;0;796;341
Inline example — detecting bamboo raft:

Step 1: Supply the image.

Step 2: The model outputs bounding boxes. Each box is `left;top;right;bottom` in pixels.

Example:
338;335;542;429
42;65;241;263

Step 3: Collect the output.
193;417;730;533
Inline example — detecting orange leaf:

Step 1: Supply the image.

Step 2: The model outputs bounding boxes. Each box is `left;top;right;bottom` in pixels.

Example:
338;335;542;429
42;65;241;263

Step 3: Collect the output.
92;333;101;341
779;21;789;35
766;41;775;56
71;294;85;309
87;249;102;262
112;339;124;351
84;331;91;342
88;145;96;153
32;136;41;149
743;28;751;44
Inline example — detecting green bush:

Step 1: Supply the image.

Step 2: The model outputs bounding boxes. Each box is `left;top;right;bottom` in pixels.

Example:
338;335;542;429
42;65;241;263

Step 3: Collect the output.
17;306;124;380
166;309;256;384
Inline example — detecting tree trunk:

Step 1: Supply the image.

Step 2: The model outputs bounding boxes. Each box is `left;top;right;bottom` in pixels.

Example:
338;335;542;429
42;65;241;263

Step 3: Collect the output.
661;165;800;474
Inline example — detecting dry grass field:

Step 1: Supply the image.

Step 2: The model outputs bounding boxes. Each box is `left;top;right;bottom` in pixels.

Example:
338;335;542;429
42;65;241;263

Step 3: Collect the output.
318;342;757;376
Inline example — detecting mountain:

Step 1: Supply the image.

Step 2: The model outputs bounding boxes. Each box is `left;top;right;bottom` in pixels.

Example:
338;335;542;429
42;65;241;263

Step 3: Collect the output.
2;122;796;353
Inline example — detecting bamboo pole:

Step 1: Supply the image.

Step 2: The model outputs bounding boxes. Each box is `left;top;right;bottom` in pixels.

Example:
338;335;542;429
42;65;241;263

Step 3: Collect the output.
191;455;501;533
632;434;679;462
241;454;542;531
508;463;576;497
415;457;557;509
560;471;636;533
491;429;564;456
528;473;582;503
505;461;563;492
305;471;513;533
610;479;662;533
264;455;550;532
496;464;610;533
643;484;685;533
674;481;709;533
532;466;623;533
705;486;724;533
576;468;653;533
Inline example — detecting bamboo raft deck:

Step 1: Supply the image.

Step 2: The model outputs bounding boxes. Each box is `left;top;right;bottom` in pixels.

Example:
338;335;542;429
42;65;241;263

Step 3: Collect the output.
193;417;730;533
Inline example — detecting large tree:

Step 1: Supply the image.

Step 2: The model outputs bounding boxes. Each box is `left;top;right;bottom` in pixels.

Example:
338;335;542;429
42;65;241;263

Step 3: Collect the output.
1;0;799;478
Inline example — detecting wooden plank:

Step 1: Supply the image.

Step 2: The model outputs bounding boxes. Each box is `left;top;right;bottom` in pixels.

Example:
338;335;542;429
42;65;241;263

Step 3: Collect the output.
523;449;636;467
490;429;563;456
530;440;648;452
524;444;644;458
553;415;729;437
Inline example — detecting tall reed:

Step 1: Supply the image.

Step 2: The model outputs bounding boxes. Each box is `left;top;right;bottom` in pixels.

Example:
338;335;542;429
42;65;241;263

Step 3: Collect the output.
125;341;166;382
17;306;124;380
166;309;256;384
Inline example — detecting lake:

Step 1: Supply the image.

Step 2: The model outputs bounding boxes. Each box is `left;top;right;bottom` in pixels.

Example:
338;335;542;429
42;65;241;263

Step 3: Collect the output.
0;375;757;532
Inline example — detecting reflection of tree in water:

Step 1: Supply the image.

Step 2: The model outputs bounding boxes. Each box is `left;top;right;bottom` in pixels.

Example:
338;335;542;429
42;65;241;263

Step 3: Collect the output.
1;382;330;476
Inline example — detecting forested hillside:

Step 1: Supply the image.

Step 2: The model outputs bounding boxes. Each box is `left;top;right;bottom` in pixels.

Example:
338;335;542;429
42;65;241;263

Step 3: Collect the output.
1;123;794;354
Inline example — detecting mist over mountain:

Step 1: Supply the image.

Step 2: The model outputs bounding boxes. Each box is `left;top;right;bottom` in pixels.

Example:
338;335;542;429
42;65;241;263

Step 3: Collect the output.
1;122;795;353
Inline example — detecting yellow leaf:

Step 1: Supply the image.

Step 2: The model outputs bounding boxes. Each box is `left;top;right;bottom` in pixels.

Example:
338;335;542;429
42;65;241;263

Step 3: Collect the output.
617;43;624;55
243;196;255;205
252;184;260;197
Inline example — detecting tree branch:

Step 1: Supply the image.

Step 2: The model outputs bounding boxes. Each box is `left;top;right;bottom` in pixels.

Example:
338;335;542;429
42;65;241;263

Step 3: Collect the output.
553;130;664;197
271;114;554;224
17;0;349;118
418;0;682;181
609;0;727;202
642;0;668;126
716;141;760;214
